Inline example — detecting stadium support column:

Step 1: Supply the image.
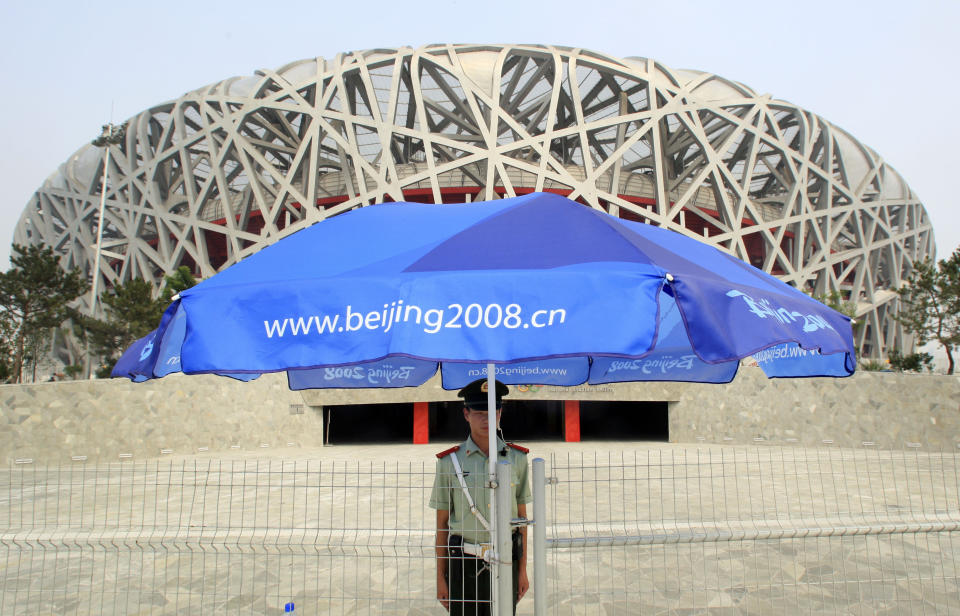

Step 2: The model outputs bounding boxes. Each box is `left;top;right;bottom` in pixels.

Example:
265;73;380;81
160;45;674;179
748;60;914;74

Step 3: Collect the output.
413;402;429;443
563;400;580;442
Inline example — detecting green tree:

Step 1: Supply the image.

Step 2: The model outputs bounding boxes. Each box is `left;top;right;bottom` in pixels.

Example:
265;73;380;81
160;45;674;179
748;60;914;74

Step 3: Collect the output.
0;316;14;381
0;244;88;383
22;327;53;383
810;289;862;357
76;278;165;377
813;290;857;319
159;265;197;305
858;358;888;372
895;248;960;375
887;349;934;373
76;266;196;377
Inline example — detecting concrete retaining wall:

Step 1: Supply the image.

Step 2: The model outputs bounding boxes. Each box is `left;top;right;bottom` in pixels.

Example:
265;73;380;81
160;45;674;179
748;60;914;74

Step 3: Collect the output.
299;368;960;450
1;372;317;465
669;369;960;449
2;368;959;464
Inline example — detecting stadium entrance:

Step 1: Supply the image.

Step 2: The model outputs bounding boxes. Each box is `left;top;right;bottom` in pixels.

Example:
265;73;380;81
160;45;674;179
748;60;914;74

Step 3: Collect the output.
322;400;669;444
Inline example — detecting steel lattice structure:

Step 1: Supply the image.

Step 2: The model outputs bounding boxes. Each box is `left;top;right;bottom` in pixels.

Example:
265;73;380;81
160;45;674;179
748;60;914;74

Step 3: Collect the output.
14;44;935;360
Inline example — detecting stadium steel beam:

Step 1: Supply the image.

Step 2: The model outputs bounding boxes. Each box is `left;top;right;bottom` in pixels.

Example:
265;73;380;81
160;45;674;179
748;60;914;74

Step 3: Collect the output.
14;45;935;363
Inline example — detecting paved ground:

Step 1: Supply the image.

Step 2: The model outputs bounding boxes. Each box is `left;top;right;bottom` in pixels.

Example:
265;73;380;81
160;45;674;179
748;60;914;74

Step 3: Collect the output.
2;441;960;614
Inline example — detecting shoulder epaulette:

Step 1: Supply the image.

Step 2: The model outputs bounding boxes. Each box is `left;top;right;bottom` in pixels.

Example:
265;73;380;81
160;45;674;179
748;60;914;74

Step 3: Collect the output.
436;445;460;459
507;443;529;454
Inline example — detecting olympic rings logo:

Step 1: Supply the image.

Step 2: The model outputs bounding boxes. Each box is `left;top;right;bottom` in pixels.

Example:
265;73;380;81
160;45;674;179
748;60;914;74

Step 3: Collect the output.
516;384;540;392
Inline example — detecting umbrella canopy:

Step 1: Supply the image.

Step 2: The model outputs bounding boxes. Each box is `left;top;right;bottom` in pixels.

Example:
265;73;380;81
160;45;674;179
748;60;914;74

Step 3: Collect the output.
114;192;855;387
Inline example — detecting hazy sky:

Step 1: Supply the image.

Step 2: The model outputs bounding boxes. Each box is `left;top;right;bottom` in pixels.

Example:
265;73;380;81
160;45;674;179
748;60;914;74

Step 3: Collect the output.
1;0;956;271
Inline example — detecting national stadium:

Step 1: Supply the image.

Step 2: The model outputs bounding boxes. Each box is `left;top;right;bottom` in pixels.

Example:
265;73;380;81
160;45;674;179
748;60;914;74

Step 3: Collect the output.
11;44;936;440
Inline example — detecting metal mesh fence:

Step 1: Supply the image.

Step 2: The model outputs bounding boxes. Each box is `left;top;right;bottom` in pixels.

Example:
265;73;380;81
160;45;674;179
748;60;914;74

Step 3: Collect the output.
0;459;439;614
545;446;960;614
2;445;959;614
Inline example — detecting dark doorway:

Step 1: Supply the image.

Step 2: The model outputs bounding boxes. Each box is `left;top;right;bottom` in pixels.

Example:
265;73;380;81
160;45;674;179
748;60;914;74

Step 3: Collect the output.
501;400;564;440
322;403;413;444
429;399;565;444
578;401;668;441
323;399;669;444
429;401;468;442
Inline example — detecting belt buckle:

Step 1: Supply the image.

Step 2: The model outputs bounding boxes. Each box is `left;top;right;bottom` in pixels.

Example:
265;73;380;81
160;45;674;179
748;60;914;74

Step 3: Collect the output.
476;543;493;574
479;543;492;562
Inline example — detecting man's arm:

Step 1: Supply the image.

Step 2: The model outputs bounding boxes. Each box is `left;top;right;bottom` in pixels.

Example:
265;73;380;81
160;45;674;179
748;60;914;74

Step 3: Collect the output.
436;509;450;610
516;503;529;600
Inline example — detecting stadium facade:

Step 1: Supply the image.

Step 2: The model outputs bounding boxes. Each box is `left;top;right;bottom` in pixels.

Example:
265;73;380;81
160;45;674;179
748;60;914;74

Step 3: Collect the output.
14;44;935;369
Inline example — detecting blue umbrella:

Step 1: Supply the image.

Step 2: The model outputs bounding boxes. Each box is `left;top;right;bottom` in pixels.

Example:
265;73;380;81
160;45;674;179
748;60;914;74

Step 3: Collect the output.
115;192;855;388
113;192;856;607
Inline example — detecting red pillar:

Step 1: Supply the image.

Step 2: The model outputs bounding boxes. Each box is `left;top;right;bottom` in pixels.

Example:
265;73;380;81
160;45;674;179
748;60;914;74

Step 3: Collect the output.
413;402;429;444
563;400;581;442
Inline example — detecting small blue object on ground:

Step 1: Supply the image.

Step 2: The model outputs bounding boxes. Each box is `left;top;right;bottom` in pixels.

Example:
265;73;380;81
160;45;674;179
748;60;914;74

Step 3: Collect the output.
285;602;294;613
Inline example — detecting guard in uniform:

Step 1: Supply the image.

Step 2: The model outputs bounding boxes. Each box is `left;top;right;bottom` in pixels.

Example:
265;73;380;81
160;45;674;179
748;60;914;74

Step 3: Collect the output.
429;378;531;615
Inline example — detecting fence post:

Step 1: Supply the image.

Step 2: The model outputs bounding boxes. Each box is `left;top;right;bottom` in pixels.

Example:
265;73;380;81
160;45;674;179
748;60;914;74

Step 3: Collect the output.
496;460;513;616
532;457;546;616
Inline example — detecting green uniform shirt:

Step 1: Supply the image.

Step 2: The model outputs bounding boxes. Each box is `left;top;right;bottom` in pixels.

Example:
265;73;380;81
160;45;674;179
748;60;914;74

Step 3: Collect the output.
429;435;531;544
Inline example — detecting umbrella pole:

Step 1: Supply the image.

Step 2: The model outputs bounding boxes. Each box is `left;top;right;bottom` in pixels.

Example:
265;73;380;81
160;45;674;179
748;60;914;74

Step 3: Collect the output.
486;364;502;613
487;364;498;480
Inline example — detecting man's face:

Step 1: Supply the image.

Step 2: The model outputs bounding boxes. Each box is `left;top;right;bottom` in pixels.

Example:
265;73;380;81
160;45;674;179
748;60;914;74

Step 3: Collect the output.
463;405;501;440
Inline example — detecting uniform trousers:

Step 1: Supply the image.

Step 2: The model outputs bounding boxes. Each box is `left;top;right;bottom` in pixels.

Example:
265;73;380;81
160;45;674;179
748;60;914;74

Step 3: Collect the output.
447;532;521;616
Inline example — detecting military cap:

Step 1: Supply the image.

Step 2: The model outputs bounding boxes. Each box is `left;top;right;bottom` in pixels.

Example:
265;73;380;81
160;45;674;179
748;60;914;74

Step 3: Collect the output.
458;378;509;409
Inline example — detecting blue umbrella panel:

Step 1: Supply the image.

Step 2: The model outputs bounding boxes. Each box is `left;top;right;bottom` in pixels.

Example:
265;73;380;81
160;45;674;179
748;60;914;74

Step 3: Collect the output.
114;192;856;388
